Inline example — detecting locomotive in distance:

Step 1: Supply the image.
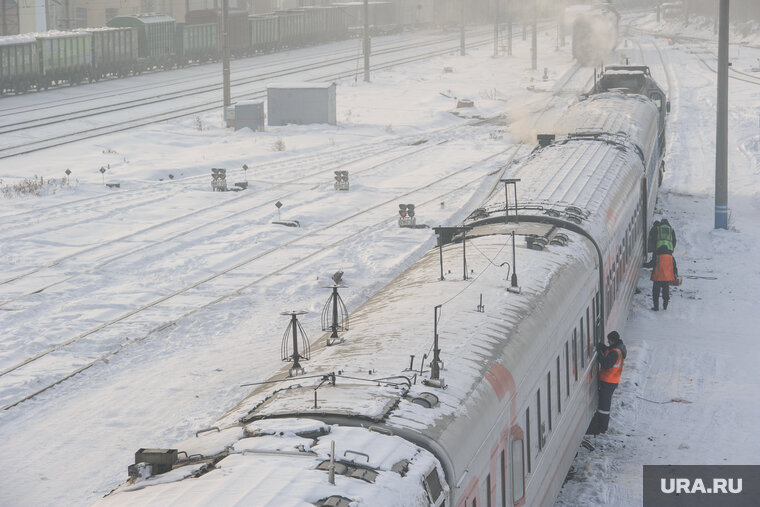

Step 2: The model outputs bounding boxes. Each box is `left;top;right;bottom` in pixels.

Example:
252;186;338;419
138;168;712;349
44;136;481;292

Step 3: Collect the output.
97;65;668;507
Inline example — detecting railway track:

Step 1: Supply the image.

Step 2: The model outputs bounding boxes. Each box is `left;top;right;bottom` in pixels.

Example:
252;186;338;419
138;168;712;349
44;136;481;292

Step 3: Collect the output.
0;21;563;160
0;31;489;133
0;122;480;296
0;31;499;160
0;48;588;414
625;25;760;87
0;140;518;412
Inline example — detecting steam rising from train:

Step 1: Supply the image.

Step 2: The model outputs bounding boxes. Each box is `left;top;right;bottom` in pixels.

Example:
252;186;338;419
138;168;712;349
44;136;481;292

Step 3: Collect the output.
572;3;620;66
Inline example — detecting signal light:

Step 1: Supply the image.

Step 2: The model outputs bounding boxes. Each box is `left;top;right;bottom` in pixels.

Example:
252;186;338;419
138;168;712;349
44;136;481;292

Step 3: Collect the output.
407;204;415;217
399;204;407;217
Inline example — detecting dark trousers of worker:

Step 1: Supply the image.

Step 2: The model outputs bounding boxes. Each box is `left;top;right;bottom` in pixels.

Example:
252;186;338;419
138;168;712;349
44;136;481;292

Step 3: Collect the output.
596;381;618;433
653;281;670;310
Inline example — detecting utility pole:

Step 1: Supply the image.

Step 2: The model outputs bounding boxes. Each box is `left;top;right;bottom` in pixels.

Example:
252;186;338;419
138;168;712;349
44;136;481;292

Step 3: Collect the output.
222;0;231;108
460;0;465;56
507;0;512;56
531;4;537;70
494;0;499;57
1;0;7;36
559;0;565;47
363;0;370;82
714;0;729;229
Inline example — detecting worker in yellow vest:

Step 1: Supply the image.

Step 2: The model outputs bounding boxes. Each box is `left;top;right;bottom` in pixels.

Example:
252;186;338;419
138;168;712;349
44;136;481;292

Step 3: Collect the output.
592;331;626;434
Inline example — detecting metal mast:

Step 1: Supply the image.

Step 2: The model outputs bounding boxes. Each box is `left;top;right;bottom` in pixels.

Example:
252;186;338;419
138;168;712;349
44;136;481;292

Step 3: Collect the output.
363;0;370;82
460;0;466;56
531;4;537;70
494;0;500;57
222;0;231;108
714;0;729;229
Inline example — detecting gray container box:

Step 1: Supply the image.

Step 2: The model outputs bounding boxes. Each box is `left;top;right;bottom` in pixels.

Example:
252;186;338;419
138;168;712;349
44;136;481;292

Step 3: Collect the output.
267;82;336;126
234;100;266;131
134;448;178;475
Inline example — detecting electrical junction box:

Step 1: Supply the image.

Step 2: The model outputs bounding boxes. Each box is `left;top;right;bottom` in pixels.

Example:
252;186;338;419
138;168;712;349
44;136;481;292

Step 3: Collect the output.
234;100;265;131
267;82;336;126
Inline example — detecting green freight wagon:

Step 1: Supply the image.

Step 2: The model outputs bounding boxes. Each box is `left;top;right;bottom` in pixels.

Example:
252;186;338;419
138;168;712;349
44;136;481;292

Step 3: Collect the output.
275;10;306;48
301;7;327;44
75;27;138;79
107;14;176;70
175;22;217;66
249;14;279;53
185;9;251;58
36;31;93;88
0;35;40;93
323;6;350;41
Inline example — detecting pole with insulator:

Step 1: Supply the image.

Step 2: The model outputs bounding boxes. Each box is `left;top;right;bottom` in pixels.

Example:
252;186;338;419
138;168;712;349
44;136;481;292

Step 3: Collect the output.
531;4;537;70
460;0;466;56
363;0;370;82
715;0;729;229
222;0;231;108
507;0;512;55
494;0;500;57
431;305;442;380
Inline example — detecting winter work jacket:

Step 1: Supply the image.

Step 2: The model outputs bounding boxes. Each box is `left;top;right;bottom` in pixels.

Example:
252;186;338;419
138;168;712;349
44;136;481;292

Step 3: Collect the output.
599;347;625;384
655;224;676;253
651;253;678;282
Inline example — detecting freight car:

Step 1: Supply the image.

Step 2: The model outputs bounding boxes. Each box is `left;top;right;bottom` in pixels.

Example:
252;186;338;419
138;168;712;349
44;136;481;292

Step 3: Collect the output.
3;2;479;95
36;30;92;88
75;27;138;79
97;67;668;507
186;9;251;58
107;14;176;70
174;23;217;65
248;14;279;53
0;34;39;93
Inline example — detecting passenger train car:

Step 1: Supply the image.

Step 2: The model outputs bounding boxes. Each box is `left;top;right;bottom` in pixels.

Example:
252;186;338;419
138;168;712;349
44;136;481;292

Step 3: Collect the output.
98;67;667;507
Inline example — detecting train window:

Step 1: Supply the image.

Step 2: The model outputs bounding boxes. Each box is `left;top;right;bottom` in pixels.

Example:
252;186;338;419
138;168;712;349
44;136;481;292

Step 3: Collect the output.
536;390;542;450
511;439;525;504
424;468;445;506
525;409;531;473
547;372;552;432
594;291;601;343
580;318;585;369
501;450;507;507
651;93;664;112
486;474;492;507
556;356;562;413
572;331;578;382
586;307;592;362
565;342;570;398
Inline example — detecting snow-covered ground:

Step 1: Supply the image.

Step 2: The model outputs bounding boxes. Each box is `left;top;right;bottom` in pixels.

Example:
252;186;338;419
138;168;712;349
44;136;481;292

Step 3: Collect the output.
556;13;760;506
0;10;758;506
0;25;586;506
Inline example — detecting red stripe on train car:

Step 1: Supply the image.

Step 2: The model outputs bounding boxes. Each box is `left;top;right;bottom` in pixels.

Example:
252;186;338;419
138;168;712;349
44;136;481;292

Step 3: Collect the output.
485;362;515;402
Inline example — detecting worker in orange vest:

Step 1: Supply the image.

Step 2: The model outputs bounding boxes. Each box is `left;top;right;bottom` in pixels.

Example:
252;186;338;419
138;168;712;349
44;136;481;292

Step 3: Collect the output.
591;331;626;434
650;251;678;311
